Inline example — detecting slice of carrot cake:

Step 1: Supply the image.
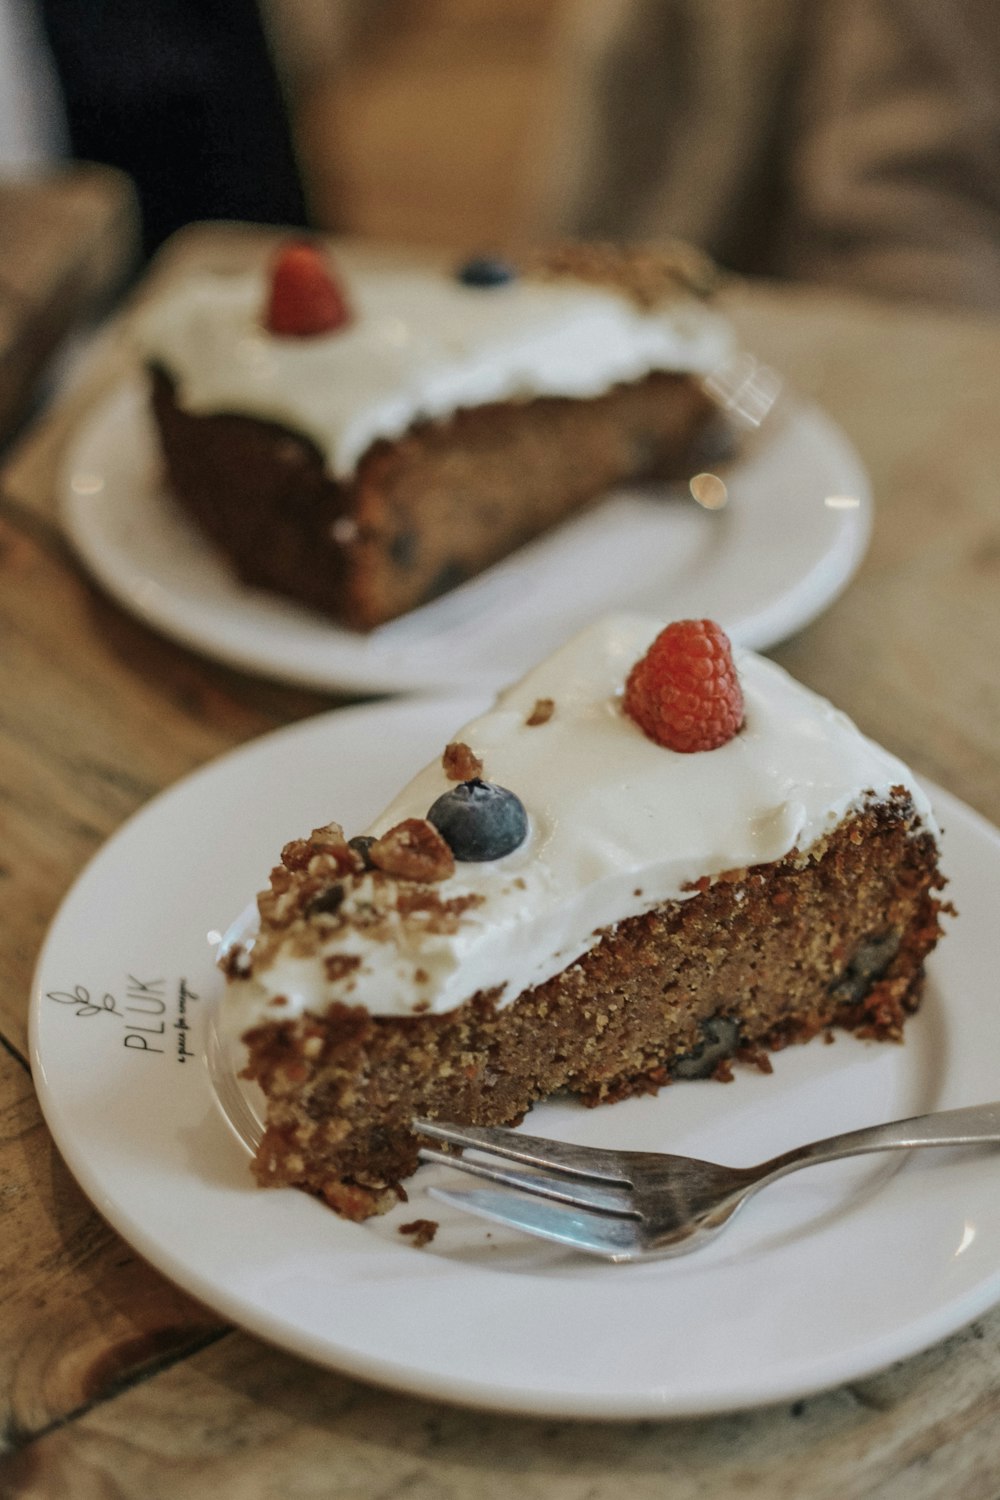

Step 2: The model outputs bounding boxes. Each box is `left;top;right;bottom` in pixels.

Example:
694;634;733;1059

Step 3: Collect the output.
222;615;947;1219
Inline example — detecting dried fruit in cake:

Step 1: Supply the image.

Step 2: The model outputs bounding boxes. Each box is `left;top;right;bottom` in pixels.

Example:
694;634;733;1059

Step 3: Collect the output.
624;618;744;752
265;241;351;337
427;779;529;861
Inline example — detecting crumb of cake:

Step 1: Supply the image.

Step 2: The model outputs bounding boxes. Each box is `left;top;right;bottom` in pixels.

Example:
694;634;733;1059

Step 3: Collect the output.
736;1046;774;1075
711;1057;736;1083
370;818;456;882
525;697;555;727
399;1218;439;1248
527;241;721;307
442;741;484;780
319;1178;400;1220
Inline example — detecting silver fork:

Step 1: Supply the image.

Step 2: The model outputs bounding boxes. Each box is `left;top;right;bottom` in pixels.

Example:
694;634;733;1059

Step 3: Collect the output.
414;1103;1000;1261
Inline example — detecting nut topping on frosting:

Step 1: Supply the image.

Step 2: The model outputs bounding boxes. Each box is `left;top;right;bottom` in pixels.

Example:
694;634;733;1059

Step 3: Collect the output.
624;619;744;752
442;741;484;781
526;241;721;308
369;818;455;882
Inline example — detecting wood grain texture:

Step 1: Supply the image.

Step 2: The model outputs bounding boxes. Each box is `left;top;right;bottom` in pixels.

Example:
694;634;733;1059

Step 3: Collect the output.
0;1045;225;1454
5;1319;1000;1500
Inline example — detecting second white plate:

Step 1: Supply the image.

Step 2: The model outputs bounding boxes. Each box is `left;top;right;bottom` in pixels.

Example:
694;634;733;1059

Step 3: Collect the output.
60;379;870;694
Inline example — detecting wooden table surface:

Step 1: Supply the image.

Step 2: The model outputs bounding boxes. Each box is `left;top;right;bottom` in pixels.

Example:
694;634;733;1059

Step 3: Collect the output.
2;227;1000;1498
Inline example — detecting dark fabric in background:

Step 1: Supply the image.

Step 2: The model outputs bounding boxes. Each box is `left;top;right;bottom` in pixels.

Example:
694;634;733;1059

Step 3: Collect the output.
37;0;307;256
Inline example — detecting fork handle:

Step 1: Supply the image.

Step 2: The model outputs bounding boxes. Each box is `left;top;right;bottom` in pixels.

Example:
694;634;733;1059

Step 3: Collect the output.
760;1101;1000;1181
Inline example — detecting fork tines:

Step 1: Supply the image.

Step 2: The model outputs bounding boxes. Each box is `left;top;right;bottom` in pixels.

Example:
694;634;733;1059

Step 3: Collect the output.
413;1117;639;1219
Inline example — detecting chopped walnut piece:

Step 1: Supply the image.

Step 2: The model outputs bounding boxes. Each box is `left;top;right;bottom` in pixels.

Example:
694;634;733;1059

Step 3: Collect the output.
442;741;483;781
525;697;555;727
280;837;312;871
309;822;362;874
370;818;456;882
281;821;359;876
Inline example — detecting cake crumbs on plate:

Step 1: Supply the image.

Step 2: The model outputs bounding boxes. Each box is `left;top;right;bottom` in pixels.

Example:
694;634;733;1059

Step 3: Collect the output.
399;1218;438;1248
526;697;555;726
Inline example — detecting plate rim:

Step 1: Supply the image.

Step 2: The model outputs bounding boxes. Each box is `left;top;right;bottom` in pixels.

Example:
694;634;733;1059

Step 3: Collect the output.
28;696;1000;1422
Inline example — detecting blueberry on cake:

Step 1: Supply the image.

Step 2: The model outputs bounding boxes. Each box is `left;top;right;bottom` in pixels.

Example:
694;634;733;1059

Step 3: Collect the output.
137;240;735;629
222;616;947;1220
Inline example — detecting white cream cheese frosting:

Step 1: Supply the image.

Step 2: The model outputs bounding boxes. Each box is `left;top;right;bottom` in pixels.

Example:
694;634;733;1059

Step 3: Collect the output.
135;264;734;478
226;615;936;1025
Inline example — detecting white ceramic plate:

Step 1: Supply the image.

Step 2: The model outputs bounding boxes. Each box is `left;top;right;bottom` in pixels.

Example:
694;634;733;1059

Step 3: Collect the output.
60;379;870;695
29;696;1000;1421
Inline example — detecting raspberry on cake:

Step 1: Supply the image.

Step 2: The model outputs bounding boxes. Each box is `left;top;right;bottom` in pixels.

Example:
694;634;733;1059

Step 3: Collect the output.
265;241;351;337
136;242;736;630
624;617;744;751
224;615;948;1221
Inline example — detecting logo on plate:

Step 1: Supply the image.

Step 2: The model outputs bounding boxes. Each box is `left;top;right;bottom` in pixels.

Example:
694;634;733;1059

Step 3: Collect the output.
46;975;200;1063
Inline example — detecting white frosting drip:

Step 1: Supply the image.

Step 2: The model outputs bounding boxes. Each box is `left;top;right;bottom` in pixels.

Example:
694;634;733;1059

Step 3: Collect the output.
228;615;936;1023
135;267;734;478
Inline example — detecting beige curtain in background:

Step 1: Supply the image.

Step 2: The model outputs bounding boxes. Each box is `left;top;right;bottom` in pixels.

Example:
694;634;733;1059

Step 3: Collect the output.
266;0;1000;310
533;0;1000;307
